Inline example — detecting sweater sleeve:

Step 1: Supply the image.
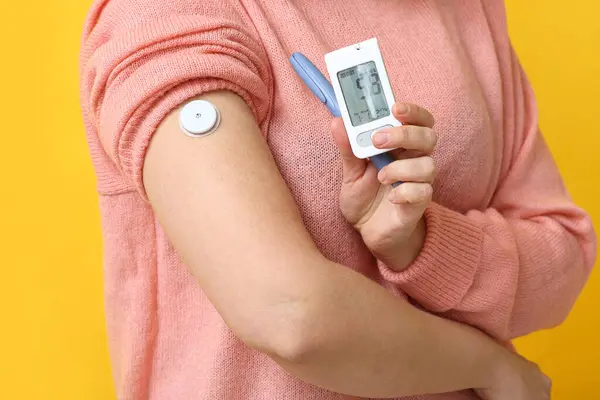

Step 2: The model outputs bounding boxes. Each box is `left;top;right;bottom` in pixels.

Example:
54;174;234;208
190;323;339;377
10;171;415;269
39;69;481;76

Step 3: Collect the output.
378;45;597;341
79;0;272;198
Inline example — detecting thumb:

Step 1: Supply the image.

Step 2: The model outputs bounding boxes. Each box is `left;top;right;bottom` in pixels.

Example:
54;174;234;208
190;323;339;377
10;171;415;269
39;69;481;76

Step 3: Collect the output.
331;118;367;183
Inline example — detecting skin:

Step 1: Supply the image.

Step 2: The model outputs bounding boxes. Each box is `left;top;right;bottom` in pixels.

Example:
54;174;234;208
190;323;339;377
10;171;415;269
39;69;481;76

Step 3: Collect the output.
330;102;436;271
143;90;551;399
331;102;552;399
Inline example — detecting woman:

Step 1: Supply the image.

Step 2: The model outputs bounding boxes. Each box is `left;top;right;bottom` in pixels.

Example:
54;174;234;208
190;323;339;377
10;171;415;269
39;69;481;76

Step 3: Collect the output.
79;0;596;399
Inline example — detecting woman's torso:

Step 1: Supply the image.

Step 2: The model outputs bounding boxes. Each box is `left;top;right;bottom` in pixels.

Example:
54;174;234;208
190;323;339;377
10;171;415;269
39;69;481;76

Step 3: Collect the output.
96;1;510;398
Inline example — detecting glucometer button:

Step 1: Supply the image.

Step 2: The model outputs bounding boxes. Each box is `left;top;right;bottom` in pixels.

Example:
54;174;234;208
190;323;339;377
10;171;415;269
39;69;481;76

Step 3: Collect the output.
357;125;393;148
357;131;373;147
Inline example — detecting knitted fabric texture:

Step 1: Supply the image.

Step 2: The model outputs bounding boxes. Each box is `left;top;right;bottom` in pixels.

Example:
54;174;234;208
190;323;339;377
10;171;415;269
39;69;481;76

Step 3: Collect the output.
79;0;596;399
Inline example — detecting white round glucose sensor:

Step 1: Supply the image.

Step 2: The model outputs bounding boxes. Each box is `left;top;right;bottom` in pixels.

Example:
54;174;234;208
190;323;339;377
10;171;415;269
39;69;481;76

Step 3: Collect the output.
179;100;221;137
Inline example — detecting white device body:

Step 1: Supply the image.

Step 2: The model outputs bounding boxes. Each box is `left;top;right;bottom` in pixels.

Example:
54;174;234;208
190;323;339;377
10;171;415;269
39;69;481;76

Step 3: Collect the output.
179;100;221;137
325;38;400;159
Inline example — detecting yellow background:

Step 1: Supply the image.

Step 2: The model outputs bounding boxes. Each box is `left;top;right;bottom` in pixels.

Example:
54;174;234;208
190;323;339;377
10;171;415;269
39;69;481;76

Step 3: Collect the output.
0;0;597;398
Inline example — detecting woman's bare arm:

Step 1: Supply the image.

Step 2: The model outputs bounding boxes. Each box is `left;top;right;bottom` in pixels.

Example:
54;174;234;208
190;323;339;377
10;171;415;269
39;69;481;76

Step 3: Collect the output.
143;90;511;398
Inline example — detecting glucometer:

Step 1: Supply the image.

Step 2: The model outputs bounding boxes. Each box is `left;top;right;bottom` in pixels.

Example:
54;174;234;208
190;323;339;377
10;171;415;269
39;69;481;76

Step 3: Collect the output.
325;38;401;159
290;38;401;186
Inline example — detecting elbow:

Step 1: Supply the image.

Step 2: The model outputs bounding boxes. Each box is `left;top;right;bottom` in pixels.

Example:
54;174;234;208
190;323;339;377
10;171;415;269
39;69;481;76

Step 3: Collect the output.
245;329;314;365
237;311;318;365
507;266;593;339
226;258;336;364
229;298;321;364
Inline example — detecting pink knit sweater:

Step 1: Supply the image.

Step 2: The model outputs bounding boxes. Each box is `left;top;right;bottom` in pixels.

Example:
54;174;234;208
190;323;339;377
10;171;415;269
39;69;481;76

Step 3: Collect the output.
79;1;597;399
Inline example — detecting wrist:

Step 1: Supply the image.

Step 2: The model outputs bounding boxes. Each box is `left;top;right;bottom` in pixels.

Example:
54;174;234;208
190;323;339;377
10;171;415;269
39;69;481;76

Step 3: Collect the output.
380;217;426;272
474;339;515;391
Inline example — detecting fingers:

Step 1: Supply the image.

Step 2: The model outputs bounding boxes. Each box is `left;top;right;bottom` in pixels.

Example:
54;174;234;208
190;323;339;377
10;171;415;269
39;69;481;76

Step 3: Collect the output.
378;156;436;185
388;182;433;204
392;102;435;128
373;102;437;154
544;375;553;398
330;118;368;183
372;125;437;154
378;156;435;205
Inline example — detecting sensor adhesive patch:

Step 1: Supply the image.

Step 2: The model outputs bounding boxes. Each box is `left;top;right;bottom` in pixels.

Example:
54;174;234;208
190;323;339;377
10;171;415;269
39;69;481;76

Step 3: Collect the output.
179;100;221;137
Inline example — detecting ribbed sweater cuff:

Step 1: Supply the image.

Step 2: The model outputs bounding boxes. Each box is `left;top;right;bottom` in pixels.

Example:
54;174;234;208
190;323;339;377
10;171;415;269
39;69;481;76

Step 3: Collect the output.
378;202;483;312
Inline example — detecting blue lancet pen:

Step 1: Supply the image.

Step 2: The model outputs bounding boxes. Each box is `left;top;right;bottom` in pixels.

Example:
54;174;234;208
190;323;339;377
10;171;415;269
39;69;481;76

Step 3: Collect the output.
289;52;400;186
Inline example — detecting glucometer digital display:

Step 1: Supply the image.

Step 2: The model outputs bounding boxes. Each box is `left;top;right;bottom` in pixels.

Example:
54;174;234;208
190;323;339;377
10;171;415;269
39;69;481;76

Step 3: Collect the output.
337;61;390;127
289;45;403;187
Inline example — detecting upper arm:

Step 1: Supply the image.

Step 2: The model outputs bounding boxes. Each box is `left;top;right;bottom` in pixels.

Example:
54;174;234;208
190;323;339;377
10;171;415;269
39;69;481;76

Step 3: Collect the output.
143;91;324;348
79;0;329;353
80;0;272;194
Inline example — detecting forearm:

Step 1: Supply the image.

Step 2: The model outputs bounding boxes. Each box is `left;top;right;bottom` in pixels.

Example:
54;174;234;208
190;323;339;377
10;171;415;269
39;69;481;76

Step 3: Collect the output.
375;46;596;340
273;258;504;398
143;91;506;398
377;202;595;339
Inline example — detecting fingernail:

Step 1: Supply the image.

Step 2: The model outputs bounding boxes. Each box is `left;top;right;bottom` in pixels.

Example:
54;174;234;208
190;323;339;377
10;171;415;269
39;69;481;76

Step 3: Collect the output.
388;189;396;202
396;103;409;115
372;131;389;146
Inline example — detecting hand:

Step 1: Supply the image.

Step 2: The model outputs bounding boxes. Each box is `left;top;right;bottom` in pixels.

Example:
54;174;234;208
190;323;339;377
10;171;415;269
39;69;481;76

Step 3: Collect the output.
331;102;437;271
476;352;552;400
